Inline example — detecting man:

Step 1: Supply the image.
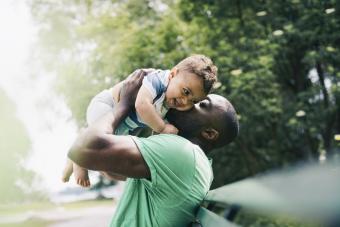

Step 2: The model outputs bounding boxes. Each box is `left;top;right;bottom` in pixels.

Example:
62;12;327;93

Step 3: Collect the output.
68;70;239;226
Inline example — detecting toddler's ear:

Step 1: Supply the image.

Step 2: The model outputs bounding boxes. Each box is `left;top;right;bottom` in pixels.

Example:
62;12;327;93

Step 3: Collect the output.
169;67;178;79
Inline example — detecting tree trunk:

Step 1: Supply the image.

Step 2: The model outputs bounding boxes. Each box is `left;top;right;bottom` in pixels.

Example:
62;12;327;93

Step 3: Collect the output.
316;61;335;157
316;61;329;108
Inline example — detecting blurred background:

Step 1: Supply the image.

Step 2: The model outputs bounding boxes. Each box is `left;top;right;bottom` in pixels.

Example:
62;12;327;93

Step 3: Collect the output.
0;0;339;226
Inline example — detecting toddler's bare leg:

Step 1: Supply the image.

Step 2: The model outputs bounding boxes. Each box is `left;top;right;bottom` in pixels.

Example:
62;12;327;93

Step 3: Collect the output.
61;159;73;182
73;163;91;187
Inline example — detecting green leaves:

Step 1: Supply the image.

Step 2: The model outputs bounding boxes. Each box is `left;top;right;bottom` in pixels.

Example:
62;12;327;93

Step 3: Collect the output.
31;0;340;188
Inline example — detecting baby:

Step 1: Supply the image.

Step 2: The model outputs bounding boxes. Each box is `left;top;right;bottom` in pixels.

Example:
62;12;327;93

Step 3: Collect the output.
62;54;218;187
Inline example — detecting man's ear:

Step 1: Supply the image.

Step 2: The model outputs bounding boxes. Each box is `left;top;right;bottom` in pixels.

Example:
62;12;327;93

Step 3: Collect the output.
201;128;219;141
169;67;178;79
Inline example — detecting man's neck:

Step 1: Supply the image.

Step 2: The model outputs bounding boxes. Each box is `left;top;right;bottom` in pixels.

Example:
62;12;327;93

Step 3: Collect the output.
188;137;212;154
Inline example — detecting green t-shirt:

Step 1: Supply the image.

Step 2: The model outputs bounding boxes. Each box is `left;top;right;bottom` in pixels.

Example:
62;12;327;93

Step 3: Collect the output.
110;134;213;227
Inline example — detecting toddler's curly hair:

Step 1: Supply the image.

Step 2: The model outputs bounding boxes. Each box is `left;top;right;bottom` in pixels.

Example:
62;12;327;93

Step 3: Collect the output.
175;54;218;94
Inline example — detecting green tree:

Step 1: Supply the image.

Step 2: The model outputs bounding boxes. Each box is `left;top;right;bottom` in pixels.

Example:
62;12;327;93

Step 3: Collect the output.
30;0;340;186
178;0;340;185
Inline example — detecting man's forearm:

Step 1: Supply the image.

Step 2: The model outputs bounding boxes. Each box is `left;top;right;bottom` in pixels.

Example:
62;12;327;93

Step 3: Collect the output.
112;103;129;131
68;104;129;168
67;119;149;177
100;171;126;181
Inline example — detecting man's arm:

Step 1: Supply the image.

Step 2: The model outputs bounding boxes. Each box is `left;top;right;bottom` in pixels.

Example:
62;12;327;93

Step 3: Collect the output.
100;171;126;181
68;112;150;178
68;70;151;178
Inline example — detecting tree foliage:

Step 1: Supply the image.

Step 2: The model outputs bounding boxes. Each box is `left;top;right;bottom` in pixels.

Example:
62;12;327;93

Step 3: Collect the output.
30;0;340;188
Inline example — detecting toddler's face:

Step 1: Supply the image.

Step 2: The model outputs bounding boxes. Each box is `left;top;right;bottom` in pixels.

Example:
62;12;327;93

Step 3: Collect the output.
165;69;206;111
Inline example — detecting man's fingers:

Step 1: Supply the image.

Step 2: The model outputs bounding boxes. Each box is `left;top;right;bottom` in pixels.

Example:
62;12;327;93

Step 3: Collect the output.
135;69;148;82
125;69;147;88
141;68;156;74
125;70;143;86
135;69;146;83
119;68;149;106
128;69;145;79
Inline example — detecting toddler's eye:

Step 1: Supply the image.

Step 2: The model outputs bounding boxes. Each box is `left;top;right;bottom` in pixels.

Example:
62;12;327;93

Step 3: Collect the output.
183;88;190;96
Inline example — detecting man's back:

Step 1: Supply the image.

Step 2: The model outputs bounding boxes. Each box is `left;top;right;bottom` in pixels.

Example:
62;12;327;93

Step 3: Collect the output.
110;134;213;227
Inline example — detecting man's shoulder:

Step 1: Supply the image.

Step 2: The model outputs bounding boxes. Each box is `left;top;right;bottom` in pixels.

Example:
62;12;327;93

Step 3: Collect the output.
148;133;192;145
135;134;192;148
132;134;198;160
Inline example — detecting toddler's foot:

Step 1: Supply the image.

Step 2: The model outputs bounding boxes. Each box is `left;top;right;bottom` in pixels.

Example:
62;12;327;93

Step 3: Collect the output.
62;160;73;182
73;163;91;187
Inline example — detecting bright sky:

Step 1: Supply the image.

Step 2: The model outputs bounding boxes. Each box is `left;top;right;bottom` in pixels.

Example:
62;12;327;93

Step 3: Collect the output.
0;0;79;193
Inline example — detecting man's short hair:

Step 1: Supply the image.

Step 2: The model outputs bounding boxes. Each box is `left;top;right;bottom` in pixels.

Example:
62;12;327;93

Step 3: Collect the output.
175;54;218;94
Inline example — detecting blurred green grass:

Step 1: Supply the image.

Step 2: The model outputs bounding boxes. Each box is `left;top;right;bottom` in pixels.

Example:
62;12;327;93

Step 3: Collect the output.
62;199;114;210
0;199;115;227
0;202;55;216
0;218;53;227
0;199;114;216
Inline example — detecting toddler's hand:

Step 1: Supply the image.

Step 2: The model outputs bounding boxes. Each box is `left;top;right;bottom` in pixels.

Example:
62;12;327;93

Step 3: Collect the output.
160;123;179;134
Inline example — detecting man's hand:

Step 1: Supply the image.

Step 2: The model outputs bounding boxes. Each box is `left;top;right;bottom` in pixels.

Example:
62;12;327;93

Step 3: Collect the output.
112;69;154;130
160;123;179;135
119;69;155;109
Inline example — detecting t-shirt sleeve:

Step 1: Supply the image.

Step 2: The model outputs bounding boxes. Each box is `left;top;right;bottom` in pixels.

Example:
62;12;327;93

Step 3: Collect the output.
131;135;196;205
142;70;167;100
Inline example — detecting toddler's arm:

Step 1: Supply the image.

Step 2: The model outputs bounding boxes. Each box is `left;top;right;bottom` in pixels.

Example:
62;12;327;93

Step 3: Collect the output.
135;85;177;134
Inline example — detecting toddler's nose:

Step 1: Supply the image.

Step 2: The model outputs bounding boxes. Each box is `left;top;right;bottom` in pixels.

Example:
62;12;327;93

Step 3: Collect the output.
182;98;189;105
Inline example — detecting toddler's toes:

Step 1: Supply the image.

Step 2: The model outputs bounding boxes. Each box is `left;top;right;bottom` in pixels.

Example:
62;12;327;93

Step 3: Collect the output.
62;172;72;182
77;179;90;188
73;164;91;187
83;180;90;188
61;175;69;183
